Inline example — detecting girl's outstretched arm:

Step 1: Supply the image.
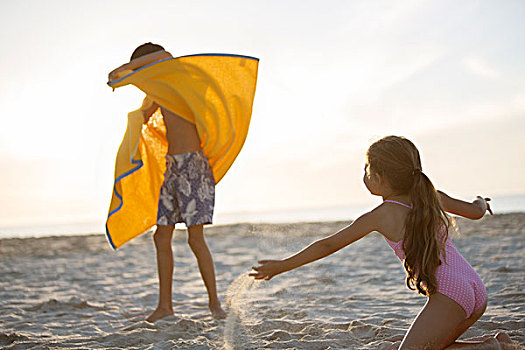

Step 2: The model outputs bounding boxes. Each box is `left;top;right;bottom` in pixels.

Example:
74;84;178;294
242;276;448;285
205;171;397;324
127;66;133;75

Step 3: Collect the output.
249;211;379;280
438;191;493;220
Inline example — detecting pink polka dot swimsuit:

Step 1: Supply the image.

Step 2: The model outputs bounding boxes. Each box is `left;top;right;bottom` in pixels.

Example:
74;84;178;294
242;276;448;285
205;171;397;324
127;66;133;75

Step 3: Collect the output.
383;200;487;319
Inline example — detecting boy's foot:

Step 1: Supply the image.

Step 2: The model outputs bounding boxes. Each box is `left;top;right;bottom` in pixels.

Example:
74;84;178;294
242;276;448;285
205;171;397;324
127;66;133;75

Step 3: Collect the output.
146;307;174;322
210;303;227;319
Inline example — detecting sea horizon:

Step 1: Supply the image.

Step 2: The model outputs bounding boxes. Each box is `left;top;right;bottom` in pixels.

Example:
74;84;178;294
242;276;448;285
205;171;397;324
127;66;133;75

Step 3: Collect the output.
1;193;524;240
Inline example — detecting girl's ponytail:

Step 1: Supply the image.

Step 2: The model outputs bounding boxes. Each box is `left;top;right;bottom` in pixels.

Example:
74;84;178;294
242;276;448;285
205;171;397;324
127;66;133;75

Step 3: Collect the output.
404;170;449;296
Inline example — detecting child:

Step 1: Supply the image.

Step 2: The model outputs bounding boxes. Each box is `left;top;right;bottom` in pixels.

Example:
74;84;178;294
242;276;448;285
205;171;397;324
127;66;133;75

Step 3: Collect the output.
250;136;514;349
109;43;226;321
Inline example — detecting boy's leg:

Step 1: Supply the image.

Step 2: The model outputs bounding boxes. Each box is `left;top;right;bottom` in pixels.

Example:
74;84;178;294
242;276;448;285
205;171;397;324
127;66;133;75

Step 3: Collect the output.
147;224;175;322
187;224;226;319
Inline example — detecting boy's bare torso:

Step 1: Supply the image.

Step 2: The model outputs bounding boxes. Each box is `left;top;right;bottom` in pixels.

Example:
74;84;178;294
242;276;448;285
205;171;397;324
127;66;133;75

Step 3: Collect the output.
108;50;202;156
161;107;201;155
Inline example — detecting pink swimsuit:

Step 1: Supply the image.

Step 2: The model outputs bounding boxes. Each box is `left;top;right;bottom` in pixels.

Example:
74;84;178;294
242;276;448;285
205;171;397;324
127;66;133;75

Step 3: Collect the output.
383;200;487;318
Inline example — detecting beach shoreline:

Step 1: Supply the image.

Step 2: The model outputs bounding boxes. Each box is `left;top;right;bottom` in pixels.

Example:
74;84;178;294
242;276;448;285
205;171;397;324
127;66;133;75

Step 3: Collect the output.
1;213;524;349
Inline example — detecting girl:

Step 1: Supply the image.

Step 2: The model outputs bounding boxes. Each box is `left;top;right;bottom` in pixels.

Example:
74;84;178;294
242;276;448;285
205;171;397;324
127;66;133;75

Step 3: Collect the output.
250;136;514;349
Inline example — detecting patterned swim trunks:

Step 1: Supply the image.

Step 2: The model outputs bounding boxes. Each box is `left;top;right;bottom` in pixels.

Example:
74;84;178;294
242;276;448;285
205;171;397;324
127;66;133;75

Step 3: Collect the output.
157;150;215;227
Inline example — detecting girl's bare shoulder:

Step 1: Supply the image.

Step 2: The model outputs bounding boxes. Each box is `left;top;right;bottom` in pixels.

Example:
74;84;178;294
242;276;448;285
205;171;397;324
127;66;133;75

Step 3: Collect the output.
368;203;407;241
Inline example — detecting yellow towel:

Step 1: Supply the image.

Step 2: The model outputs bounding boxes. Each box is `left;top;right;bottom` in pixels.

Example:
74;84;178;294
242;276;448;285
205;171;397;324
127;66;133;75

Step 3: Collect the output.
106;54;259;249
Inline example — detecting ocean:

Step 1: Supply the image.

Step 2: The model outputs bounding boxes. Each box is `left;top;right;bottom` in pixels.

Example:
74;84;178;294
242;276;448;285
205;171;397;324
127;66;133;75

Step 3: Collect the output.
1;194;524;239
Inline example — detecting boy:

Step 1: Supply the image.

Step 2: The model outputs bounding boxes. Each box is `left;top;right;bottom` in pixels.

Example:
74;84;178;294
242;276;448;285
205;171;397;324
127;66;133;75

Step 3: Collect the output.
112;43;226;321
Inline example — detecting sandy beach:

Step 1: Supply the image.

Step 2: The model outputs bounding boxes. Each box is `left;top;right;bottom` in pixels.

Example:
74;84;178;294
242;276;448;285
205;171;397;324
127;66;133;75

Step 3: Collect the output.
0;213;523;349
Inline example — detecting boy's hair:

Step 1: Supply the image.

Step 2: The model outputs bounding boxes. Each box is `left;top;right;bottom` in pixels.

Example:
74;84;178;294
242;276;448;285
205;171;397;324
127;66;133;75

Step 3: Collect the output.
366;136;450;296
130;42;165;61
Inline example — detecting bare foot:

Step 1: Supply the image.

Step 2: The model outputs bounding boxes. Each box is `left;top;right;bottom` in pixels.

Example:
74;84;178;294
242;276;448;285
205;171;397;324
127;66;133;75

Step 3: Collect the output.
146;307;174;322
496;333;519;350
210;303;227;319
481;337;502;350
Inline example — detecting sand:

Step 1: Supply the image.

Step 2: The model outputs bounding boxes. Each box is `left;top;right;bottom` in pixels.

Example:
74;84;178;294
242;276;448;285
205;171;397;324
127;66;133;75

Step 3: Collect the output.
0;213;523;349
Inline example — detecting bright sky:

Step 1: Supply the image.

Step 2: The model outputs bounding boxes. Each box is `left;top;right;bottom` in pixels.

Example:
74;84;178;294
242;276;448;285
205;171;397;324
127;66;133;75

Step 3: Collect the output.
1;0;524;229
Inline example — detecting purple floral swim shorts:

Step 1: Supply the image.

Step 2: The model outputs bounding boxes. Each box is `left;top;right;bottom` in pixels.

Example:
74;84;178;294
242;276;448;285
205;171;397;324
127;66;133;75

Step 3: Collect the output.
157;150;215;227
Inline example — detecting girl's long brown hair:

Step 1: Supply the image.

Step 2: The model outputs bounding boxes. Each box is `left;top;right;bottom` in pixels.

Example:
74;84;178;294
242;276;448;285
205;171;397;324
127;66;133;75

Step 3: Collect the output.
367;136;449;296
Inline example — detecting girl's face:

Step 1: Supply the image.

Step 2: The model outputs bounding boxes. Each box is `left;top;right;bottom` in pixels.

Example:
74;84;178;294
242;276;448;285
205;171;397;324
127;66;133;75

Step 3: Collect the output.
363;164;382;196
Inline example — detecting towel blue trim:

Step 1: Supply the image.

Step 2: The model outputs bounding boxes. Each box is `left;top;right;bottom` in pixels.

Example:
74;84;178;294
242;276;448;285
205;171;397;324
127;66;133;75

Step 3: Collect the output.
178;53;259;61
108;53;259;86
105;156;144;250
108;57;173;85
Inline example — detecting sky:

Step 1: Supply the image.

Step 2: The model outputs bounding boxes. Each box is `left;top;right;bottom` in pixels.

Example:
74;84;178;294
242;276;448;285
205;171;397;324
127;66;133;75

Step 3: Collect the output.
0;0;524;230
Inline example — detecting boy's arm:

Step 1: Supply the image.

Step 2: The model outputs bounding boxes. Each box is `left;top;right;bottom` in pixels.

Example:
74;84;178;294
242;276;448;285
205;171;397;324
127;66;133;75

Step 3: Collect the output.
141;98;159;124
438;190;492;219
250;211;379;280
108;50;172;82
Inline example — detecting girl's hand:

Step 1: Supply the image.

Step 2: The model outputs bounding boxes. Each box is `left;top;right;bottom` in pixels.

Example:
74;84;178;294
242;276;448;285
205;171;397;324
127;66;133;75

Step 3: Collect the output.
474;196;493;215
249;260;285;280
